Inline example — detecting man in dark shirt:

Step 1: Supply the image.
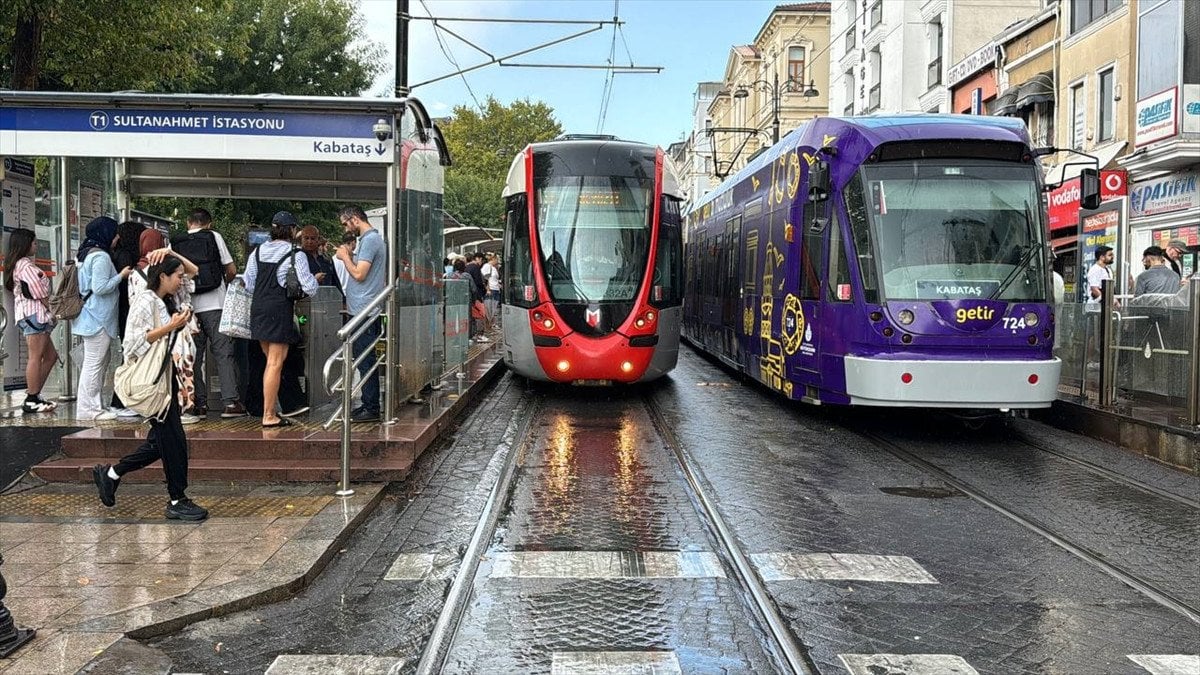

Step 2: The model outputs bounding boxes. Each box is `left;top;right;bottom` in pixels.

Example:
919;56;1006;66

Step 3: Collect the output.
299;225;341;294
1165;238;1187;277
1134;246;1181;295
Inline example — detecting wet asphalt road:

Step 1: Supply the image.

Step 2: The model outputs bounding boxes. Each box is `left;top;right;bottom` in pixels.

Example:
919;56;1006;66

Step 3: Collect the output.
145;347;1199;674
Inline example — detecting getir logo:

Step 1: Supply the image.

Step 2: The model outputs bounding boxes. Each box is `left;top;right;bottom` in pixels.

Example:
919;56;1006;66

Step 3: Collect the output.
956;305;995;323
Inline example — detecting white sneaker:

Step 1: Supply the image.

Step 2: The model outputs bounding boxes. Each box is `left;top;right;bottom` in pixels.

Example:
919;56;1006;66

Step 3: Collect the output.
94;411;118;421
179;414;200;425
475;335;491;343
114;407;141;418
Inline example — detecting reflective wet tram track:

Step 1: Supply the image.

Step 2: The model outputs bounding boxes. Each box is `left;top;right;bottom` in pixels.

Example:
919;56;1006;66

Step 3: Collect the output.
856;426;1200;627
416;389;815;674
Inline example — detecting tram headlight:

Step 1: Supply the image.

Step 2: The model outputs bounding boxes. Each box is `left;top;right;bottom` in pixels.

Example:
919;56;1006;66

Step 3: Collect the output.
635;319;646;328
645;311;655;322
556;360;571;372
897;309;915;325
621;361;634;373
1023;311;1039;327
543;318;555;330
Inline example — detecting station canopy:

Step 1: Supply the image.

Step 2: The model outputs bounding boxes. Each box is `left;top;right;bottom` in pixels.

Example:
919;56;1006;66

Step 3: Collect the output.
0;90;448;202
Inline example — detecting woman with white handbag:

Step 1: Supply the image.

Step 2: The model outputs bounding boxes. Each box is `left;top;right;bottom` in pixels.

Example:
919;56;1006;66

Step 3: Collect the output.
92;256;209;521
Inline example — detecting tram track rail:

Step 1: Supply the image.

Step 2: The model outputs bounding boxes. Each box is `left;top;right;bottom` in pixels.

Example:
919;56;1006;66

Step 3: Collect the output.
858;429;1200;628
1012;431;1200;510
643;394;817;675
415;386;816;675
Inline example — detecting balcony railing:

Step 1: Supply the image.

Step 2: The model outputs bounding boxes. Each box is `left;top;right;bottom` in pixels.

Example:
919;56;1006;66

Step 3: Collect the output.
868;84;881;112
927;58;942;89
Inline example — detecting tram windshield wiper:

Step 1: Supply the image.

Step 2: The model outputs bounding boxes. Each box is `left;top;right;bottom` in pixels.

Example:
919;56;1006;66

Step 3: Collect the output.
989;200;1040;300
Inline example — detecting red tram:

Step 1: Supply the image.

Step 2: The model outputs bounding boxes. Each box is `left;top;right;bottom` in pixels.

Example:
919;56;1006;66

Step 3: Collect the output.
500;135;685;384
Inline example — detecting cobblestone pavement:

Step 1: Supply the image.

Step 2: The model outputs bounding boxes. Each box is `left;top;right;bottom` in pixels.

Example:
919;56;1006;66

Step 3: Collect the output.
140;347;1198;674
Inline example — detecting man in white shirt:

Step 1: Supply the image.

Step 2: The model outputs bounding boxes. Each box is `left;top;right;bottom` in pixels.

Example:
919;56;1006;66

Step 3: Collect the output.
172;208;246;418
1086;245;1114;309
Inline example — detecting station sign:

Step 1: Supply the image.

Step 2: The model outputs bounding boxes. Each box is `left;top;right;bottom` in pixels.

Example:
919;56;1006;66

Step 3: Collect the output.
0;107;395;163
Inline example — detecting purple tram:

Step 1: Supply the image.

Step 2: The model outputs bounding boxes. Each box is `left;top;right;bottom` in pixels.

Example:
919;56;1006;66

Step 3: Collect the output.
683;115;1061;411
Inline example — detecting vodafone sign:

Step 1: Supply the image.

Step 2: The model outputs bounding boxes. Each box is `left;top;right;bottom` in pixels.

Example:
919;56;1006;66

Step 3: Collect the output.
1047;169;1127;232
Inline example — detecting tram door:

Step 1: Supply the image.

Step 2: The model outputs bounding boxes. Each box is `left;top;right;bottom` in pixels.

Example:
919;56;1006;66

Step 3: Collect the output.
721;215;743;361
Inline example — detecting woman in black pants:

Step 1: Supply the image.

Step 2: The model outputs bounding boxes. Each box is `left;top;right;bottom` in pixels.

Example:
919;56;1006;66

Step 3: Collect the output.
92;256;208;521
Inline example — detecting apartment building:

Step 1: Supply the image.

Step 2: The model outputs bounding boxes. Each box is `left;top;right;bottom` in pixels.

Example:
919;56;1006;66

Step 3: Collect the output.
705;3;831;179
828;0;1040;116
674;82;723;208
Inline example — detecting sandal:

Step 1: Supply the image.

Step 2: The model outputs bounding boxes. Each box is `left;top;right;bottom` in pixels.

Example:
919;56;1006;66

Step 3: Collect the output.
262;418;292;428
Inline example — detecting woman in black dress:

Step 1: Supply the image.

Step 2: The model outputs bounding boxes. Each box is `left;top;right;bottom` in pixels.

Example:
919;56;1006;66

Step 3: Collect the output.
243;211;317;427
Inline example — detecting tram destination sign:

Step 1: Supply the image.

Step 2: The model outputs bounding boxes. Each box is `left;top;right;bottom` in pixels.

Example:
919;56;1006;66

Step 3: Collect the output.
0;107;395;163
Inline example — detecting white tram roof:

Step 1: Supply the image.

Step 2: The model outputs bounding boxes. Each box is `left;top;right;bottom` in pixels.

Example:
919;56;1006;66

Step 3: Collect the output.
502;138;684;200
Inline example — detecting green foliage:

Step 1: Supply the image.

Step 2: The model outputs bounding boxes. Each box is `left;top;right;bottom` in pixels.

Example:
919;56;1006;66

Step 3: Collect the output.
187;0;383;96
441;97;563;179
1;0;227;91
440;97;561;232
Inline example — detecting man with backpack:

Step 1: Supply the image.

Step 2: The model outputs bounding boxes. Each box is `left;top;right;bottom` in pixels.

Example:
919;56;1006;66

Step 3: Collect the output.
170;208;246;418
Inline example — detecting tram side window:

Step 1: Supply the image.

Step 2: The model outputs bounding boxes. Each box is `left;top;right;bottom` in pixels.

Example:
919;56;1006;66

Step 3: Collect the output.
800;204;826;300
504;195;536;308
827;210;853;302
651;196;683;308
844;174;880;304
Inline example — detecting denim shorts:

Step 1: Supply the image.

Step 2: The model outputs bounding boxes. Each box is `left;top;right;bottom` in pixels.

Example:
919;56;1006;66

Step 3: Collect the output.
17;316;54;336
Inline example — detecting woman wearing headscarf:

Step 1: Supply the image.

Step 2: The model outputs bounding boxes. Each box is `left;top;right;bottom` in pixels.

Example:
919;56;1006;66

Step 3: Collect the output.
128;228;202;423
75;216;133;421
107;220;145;416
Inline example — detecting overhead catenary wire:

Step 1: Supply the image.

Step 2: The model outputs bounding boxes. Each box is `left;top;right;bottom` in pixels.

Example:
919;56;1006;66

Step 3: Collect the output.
596;0;620;133
419;0;484;112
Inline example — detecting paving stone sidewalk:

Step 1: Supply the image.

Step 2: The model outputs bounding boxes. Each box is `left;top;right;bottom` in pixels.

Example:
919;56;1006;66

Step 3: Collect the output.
0;482;382;674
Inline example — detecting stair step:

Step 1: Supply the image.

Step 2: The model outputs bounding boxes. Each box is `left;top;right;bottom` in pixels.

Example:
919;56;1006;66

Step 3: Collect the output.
31;457;412;483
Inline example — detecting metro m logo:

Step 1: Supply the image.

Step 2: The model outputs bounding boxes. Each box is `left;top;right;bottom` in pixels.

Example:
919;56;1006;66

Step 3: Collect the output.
585;306;601;328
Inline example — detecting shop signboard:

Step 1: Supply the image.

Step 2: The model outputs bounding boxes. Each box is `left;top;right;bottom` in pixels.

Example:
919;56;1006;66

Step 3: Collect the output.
948;43;997;87
1134;87;1178;147
1129;170;1199;218
1077;200;1123;302
1047;169;1127;232
1185;84;1200;134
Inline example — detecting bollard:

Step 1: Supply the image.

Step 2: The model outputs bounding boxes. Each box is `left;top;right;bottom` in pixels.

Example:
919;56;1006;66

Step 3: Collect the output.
1189;281;1200;426
1099;279;1116;407
336;340;354;497
0;554;36;658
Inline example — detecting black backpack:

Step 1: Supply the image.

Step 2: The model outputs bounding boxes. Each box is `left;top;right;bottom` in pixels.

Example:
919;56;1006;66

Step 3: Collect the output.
170;229;223;294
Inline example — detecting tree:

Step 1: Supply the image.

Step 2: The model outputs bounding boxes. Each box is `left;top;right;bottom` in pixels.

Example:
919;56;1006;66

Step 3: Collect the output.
440;97;562;231
1;0;226;91
188;0;383;96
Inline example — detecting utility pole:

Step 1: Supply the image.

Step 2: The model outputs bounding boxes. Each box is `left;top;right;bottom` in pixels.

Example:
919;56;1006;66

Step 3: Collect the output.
396;0;410;97
771;70;780;145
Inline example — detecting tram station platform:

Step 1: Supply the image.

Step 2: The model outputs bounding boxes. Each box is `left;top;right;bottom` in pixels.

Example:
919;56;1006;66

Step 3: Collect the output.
6;340;503;486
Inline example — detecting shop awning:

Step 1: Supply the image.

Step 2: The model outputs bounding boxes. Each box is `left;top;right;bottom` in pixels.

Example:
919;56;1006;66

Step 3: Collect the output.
1014;71;1054;110
1050;234;1077;251
993;88;1019;116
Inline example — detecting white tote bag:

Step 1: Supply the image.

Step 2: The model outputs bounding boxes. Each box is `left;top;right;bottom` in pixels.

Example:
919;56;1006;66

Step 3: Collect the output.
218;277;253;339
114;308;176;422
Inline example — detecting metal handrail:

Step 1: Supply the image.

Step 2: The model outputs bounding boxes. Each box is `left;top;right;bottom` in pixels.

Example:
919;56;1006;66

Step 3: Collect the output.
320;282;396;497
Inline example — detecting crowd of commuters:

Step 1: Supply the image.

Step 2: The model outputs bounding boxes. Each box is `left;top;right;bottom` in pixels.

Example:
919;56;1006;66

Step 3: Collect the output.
445;250;501;342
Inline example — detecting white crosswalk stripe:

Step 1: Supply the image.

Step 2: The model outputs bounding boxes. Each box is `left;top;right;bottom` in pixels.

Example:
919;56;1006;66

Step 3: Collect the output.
263;654;404;674
1128;654;1200;675
752;552;939;584
838;653;978;674
551;651;682;674
382;552;457;582
490;551;725;579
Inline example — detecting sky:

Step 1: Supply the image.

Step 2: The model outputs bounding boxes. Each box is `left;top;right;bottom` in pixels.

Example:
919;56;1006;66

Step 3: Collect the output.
356;0;790;148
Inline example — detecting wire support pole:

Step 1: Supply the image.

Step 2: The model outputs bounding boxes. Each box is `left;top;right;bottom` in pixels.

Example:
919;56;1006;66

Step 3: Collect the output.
396;0;410;97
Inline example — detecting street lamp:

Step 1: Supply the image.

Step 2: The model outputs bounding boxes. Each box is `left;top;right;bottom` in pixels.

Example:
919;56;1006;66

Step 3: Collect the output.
733;71;820;145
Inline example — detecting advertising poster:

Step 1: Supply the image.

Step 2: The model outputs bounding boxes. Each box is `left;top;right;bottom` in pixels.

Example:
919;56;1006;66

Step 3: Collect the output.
1077;199;1123;302
77;180;103;241
1;158;36;391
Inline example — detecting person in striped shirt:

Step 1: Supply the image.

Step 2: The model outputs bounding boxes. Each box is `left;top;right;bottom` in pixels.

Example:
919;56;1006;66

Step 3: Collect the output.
3;228;59;413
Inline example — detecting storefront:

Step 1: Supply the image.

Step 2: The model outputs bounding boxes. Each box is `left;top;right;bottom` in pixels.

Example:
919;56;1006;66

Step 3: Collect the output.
1127;168;1200;276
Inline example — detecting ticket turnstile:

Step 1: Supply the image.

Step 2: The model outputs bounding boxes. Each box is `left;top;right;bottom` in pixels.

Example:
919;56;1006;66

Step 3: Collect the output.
296;285;343;408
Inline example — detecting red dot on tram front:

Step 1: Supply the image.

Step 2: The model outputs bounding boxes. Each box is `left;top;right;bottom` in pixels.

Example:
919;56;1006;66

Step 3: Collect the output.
1028;374;1039;384
901;373;913;384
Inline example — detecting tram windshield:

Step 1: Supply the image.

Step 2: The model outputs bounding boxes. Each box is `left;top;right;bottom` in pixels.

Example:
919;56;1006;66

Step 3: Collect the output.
850;160;1046;302
535;174;653;303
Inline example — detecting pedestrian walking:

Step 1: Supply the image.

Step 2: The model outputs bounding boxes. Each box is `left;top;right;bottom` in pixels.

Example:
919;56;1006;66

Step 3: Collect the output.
128;229;203;423
335;205;387;422
4;228;59;413
172;208;247;419
92;255;209;521
244;211;317;427
1134;246;1181;296
75;216;133;421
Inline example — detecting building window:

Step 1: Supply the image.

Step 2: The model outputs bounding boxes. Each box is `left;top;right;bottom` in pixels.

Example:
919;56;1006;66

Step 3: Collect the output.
1034;101;1055;147
1097;68;1114;142
844;69;855;116
788;46;806;85
1071;0;1124;34
845;25;856;52
927;20;943;89
868;49;881;112
1069;82;1086;150
869;0;883;29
